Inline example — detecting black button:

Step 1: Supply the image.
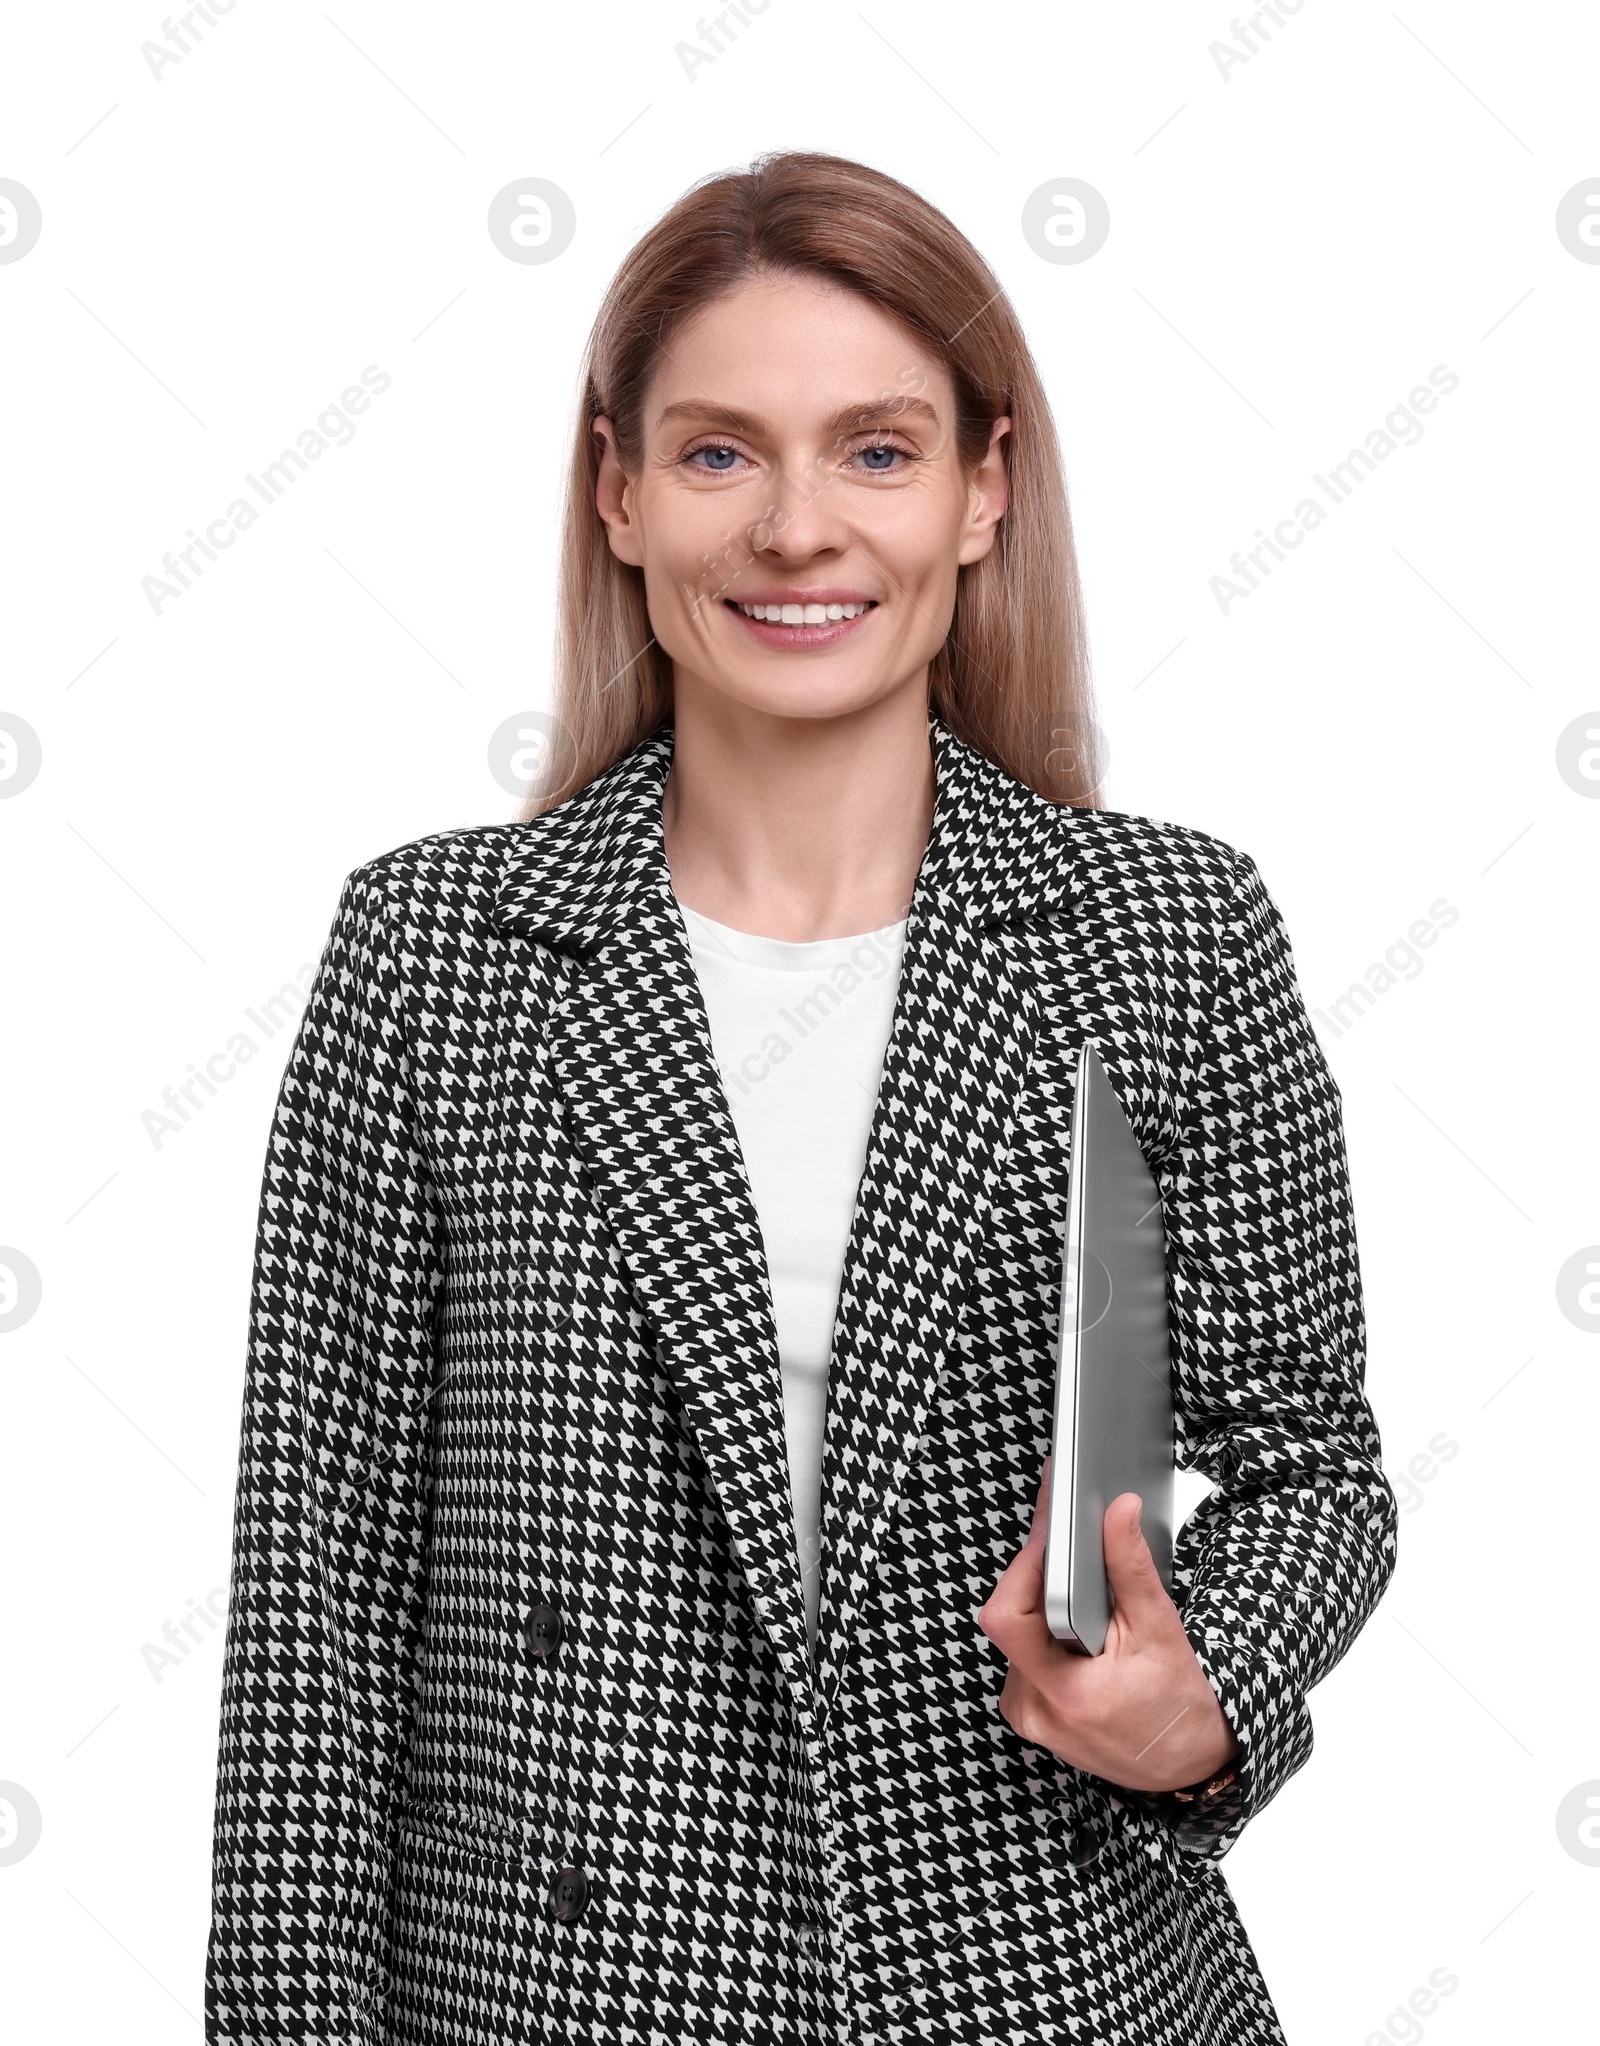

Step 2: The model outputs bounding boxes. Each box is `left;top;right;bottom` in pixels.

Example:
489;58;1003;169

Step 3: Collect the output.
525;1600;563;1660
1066;1827;1100;1869
547;1864;589;1923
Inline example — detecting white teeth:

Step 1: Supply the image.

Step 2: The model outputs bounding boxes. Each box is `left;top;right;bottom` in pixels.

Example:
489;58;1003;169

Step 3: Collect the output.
734;600;873;623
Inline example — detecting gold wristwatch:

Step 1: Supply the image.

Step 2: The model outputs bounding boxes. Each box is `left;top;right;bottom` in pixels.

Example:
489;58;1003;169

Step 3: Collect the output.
1170;1762;1239;1807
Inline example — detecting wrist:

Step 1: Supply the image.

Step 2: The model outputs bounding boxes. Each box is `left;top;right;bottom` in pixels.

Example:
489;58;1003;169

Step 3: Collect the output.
1117;1725;1239;1804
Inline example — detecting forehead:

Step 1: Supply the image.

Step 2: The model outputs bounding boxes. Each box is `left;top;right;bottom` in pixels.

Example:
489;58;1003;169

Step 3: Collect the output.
644;272;953;429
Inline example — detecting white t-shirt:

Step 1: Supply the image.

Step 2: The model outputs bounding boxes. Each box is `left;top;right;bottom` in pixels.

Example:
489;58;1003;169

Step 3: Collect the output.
678;900;908;1653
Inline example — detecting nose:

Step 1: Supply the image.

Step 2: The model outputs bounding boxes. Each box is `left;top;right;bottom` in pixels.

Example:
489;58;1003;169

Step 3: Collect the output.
753;464;853;561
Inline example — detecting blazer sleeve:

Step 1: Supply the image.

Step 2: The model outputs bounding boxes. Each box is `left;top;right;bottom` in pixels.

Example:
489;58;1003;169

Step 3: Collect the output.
1149;850;1397;1865
205;868;443;2041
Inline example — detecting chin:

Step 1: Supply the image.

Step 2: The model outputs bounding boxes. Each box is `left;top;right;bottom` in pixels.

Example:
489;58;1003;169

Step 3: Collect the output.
685;664;923;729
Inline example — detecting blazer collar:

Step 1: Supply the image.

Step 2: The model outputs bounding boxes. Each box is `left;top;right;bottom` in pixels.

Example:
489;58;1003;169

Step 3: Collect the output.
491;712;1083;1737
492;712;1081;954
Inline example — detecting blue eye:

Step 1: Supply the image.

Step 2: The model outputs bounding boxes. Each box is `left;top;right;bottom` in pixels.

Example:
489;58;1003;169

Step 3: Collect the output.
684;437;910;475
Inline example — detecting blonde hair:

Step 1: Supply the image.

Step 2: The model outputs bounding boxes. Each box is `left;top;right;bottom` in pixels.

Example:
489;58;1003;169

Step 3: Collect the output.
524;149;1100;815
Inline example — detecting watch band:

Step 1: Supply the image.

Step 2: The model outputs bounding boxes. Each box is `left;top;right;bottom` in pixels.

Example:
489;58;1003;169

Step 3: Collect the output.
1170;1762;1239;1807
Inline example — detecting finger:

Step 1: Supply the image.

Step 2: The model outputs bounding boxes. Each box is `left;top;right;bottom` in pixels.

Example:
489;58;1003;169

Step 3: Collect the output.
977;1541;1088;1702
976;1518;1051;1666
976;1521;1045;1638
1101;1492;1176;1634
979;1461;1053;1640
998;1664;1054;1753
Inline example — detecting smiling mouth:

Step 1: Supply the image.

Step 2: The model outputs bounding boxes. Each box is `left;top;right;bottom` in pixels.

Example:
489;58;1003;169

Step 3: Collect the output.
720;596;879;644
731;599;876;623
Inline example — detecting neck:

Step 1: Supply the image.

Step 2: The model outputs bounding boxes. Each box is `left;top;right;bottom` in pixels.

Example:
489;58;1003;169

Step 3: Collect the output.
661;683;935;942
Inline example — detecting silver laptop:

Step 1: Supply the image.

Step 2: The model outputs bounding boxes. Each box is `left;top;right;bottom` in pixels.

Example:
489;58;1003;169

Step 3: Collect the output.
1041;1042;1174;1653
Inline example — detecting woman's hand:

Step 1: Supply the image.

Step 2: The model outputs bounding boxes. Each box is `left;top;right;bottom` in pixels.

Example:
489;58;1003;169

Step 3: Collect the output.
976;1457;1240;1795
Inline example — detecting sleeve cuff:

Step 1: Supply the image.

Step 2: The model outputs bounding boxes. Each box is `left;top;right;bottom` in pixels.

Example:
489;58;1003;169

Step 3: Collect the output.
1122;1634;1314;1865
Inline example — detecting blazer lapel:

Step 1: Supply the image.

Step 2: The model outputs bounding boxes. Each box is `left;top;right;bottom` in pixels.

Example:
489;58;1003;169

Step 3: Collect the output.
490;714;1083;1737
811;721;1081;1715
492;728;817;1724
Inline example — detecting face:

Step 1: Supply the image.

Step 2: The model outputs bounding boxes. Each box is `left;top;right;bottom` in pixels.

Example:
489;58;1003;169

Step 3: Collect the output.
593;271;1010;728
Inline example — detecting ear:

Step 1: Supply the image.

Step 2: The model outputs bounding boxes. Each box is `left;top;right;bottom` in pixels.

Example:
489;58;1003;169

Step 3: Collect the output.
957;414;1010;567
593;414;644;568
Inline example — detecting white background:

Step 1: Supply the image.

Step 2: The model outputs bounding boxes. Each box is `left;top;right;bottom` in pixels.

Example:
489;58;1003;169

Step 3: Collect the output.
2;2;1596;2040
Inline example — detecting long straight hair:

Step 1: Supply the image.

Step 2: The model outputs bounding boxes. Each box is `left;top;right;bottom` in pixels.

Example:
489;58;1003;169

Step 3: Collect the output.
524;150;1101;816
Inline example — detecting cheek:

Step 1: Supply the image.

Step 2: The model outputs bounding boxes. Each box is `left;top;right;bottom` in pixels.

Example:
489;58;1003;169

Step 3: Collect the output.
635;480;744;607
863;490;970;610
644;522;709;605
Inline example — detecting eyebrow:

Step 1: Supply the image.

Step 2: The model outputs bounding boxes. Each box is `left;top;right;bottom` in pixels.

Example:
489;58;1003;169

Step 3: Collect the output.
654;394;943;437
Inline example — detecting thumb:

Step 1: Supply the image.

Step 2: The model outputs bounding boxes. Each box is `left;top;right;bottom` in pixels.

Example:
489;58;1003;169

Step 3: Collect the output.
1101;1493;1172;1630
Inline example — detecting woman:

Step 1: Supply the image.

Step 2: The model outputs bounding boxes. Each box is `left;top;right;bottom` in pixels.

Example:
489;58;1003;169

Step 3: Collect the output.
206;151;1396;2044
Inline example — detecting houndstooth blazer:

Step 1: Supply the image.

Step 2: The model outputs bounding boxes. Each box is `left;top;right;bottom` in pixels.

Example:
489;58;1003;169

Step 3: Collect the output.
205;711;1397;2045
